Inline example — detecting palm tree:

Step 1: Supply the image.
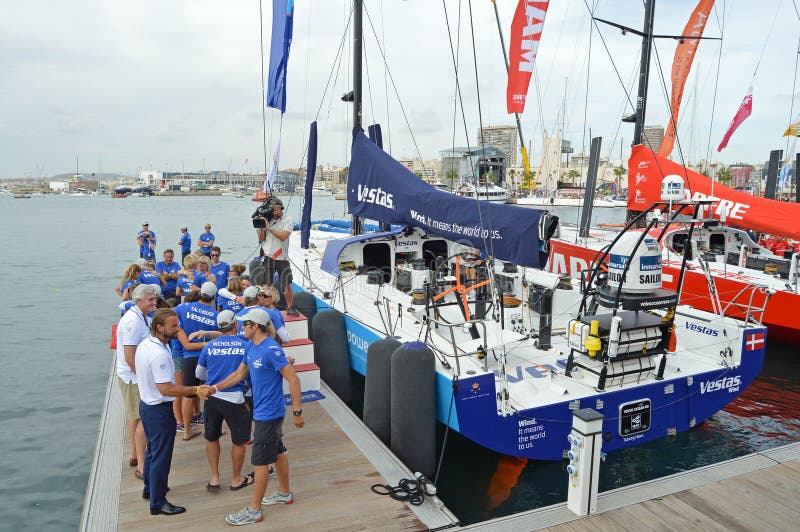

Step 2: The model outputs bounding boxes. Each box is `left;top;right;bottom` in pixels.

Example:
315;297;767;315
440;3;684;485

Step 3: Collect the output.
717;165;732;185
446;169;459;190
564;169;580;185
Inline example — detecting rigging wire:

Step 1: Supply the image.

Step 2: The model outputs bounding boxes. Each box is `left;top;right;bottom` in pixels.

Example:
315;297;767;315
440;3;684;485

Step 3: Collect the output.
701;1;728;176
381;0;392;154
258;0;270;178
362;3;428;170
782;34;800;167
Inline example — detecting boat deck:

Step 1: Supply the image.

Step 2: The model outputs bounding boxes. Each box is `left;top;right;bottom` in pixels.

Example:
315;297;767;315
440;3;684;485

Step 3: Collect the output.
81;362;457;531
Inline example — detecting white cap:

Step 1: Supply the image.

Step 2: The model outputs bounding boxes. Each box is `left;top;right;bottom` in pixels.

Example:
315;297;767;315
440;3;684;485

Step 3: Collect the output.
180;225;188;230
217;310;236;329
200;281;217;298
236;307;271;326
242;286;260;300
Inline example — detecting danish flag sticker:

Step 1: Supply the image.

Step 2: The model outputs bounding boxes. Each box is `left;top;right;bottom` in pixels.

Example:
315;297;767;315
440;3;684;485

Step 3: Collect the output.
745;332;765;351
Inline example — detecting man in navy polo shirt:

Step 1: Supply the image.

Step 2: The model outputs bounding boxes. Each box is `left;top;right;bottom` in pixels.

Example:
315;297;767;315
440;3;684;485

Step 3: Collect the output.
209;246;230;289
196;310;252;491
136;308;215;516
198;224;215;257
178;225;192;264
138;222;157;260
155;249;181;300
208;308;303;526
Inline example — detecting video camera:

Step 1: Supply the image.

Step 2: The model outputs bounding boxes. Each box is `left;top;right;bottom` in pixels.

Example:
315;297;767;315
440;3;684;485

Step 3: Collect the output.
252;197;283;229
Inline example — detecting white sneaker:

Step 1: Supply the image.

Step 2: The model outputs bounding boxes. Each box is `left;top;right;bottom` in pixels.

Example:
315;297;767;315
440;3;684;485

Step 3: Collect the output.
262;490;294;505
225;506;263;525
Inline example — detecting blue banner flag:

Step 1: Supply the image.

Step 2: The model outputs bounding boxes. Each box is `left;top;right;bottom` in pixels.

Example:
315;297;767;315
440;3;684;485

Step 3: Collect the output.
300;121;317;249
267;0;294;113
347;129;557;268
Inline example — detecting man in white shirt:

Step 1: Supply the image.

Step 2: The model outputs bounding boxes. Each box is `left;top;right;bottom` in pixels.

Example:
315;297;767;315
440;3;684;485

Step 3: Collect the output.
255;198;299;316
116;283;160;480
136;308;215;516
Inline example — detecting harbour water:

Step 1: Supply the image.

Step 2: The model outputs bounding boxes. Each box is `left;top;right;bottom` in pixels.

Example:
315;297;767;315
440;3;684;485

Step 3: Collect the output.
1;193;798;530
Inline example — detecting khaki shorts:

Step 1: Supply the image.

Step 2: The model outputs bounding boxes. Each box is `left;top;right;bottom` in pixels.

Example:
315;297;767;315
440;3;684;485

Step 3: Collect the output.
118;377;141;422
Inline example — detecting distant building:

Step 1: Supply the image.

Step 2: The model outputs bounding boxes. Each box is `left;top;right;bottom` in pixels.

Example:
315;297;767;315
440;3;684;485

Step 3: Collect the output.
728;165;756;189
439;146;507;185
478;125;518;167
642;125;664;153
49;180;69;192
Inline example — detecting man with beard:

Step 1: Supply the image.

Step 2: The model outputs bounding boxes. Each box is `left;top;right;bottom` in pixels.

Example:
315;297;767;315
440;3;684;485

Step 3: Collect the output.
136;308;215;516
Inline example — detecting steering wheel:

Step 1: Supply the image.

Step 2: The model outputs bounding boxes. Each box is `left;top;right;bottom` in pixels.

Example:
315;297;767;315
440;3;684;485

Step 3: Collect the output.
432;252;492;322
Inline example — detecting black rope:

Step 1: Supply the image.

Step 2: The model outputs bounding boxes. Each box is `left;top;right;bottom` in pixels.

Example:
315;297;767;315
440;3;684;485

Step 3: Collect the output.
371;474;436;506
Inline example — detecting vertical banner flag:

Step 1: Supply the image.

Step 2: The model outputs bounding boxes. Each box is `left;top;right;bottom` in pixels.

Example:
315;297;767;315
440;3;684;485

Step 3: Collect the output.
267;0;294;113
506;1;550;114
265;136;281;191
659;0;715;157
300;122;317;249
717;85;753;152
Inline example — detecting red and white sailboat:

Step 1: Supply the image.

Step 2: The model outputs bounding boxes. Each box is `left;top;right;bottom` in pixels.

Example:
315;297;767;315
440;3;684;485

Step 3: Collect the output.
549;146;800;344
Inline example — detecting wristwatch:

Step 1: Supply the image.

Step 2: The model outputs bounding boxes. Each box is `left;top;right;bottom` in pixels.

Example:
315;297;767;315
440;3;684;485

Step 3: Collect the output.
292;409;303;417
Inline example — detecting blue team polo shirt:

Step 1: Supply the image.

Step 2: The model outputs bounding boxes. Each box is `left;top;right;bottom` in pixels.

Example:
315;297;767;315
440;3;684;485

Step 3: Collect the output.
198;335;249;394
179;232;192;254
210;261;230;289
138;269;162;286
198;232;215;255
218;296;243;314
155;260;180;293
137;229;157;259
245;337;289;421
174;301;218;359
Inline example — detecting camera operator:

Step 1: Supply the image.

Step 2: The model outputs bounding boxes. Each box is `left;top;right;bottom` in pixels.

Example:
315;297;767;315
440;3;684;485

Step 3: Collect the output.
137;221;157;260
254;198;299;316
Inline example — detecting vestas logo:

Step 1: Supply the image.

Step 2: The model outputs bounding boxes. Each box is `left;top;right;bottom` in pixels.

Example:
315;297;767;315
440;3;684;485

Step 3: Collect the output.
700;375;741;394
684;322;719;337
357;185;394;209
637;160;649;169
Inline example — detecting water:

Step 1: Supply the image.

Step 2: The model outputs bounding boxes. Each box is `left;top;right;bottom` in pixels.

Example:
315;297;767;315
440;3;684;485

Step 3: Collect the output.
1;193;797;529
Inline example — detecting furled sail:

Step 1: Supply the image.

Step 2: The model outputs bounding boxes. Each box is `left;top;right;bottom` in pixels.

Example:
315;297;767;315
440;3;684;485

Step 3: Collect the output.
347;129;557;268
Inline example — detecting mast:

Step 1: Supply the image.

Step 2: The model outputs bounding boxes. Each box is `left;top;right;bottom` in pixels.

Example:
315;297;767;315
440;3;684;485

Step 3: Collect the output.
351;0;363;235
631;0;656;146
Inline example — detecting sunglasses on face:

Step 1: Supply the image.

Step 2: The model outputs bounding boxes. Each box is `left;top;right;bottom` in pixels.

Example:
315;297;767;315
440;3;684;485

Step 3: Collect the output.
210;254;220;257
242;321;255;327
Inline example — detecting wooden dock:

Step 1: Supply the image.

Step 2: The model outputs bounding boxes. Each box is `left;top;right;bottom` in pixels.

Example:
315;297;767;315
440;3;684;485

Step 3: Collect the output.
81;365;458;531
459;442;800;531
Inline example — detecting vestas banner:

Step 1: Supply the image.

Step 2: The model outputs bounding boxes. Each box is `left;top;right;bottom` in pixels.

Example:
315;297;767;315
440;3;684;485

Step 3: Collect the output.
628;145;800;240
347;129;554;268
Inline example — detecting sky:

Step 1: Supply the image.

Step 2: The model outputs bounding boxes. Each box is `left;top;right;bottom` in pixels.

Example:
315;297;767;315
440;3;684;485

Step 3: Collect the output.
2;0;800;179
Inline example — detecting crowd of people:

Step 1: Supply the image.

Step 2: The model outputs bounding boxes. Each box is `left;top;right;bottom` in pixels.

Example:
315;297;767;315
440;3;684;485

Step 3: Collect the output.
114;201;306;525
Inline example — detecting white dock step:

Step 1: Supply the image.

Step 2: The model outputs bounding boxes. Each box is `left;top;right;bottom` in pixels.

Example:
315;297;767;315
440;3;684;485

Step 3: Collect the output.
282;338;314;365
282;362;320;394
282;310;309;341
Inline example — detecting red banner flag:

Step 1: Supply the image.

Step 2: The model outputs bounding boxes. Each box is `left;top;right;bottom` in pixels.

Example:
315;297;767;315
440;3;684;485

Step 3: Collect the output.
506;1;550;114
717;85;753;152
659;0;715;157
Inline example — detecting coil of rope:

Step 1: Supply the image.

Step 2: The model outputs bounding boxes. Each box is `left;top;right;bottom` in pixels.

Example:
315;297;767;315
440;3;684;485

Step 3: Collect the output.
370;473;437;506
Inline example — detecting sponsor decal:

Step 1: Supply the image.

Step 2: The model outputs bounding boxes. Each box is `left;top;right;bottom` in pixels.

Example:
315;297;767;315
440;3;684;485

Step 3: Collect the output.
356;185;394;209
685;322;719;337
470;382;480;394
700;375;741;394
619;399;651;436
